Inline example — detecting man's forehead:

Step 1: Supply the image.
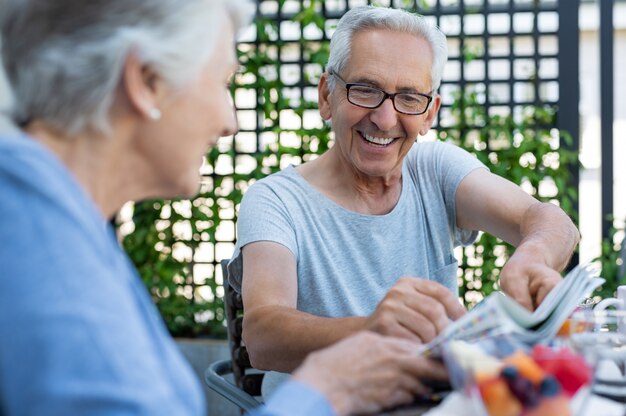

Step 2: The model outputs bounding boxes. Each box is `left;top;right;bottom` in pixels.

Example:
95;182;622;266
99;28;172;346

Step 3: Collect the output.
350;28;430;47
347;29;432;62
343;30;433;89
345;71;431;92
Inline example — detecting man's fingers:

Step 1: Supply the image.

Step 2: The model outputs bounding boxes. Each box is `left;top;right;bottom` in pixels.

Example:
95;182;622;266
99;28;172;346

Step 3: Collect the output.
368;278;468;343
387;322;426;344
513;292;534;311
402;356;448;383
501;278;534;310
377;279;467;341
397;311;438;343
389;294;447;339
401;278;467;320
531;274;561;307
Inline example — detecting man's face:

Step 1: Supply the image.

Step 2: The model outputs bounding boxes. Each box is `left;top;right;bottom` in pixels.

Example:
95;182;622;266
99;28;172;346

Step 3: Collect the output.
319;29;441;179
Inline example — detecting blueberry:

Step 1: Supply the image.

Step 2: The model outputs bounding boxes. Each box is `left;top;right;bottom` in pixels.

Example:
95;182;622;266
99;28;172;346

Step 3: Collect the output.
506;376;540;407
539;376;562;397
501;366;519;380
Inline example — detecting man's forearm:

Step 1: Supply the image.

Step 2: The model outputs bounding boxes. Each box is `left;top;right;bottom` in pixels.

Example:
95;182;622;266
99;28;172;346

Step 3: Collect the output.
517;202;580;271
242;305;366;372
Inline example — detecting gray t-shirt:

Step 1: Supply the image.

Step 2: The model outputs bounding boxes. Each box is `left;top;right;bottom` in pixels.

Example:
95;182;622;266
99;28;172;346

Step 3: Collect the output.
229;141;485;316
228;141;486;395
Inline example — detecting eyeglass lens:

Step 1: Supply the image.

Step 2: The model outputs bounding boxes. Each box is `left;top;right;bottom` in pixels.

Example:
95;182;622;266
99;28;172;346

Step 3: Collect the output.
348;85;429;114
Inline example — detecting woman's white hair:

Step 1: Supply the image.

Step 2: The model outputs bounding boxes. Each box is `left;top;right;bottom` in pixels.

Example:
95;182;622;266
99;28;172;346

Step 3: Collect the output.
0;0;253;136
326;6;448;93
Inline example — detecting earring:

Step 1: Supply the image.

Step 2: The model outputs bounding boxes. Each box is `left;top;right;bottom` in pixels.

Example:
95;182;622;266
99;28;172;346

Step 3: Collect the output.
148;108;162;120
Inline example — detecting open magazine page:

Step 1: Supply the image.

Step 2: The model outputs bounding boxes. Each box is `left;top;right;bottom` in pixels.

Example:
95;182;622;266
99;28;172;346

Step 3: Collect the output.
420;264;604;357
417;294;517;357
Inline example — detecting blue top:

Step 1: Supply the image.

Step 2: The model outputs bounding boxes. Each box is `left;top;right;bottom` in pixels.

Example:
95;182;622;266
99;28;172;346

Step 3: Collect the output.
0;132;334;416
250;381;335;416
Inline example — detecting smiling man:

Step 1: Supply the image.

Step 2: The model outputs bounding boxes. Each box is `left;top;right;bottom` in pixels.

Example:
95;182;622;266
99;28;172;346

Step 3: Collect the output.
227;5;579;395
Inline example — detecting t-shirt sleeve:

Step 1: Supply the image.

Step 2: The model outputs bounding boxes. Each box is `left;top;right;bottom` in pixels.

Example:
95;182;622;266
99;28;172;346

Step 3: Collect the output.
408;141;487;247
438;142;487;246
228;179;298;293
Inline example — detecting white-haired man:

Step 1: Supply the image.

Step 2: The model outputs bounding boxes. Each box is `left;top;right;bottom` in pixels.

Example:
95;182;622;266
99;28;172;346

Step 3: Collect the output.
229;5;579;396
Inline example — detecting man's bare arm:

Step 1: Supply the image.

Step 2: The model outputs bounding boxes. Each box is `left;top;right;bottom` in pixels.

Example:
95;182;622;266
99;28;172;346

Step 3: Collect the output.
241;242;465;371
242;242;366;371
456;169;579;309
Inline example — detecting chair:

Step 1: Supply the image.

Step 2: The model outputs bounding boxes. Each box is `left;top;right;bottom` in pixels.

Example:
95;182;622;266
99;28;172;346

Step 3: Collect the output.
204;259;265;412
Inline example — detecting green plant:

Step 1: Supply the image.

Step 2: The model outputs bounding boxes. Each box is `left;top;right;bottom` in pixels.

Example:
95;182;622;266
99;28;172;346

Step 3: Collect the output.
593;220;626;299
122;195;227;338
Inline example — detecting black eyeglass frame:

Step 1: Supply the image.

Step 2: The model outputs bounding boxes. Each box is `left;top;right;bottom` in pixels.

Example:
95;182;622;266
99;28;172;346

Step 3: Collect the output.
329;71;433;116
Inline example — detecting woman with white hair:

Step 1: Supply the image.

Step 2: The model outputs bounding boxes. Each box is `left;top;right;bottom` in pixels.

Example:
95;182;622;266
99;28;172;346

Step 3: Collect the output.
0;1;440;415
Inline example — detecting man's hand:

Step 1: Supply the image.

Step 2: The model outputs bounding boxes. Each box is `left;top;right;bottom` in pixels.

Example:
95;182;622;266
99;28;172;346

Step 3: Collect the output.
292;331;448;416
456;170;579;312
499;248;563;311
498;202;578;311
364;278;466;344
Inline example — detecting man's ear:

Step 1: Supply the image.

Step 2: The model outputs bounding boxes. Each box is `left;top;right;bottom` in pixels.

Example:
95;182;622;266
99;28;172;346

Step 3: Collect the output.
121;52;165;120
419;94;442;134
318;72;333;121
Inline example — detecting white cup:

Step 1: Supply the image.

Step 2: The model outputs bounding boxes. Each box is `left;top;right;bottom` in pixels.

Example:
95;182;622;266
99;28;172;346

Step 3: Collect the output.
594;286;626;311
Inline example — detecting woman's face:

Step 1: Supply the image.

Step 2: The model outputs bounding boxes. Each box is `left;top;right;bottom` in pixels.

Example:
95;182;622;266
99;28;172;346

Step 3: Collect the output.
136;18;239;199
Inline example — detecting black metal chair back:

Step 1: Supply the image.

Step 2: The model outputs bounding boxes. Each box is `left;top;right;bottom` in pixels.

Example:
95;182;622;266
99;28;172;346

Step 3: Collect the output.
204;260;265;412
221;259;264;396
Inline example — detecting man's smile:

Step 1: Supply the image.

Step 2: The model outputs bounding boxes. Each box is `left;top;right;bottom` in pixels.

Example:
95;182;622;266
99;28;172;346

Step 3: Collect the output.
360;131;401;147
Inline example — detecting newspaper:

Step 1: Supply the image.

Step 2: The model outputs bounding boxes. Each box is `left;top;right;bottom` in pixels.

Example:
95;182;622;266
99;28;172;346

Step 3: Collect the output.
419;263;605;357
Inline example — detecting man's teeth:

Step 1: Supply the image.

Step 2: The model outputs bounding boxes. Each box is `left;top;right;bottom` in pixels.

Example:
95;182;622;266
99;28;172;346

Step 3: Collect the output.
363;133;395;145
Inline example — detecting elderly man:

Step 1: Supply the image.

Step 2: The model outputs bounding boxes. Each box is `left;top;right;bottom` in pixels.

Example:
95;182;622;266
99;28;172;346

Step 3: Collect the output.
228;5;579;393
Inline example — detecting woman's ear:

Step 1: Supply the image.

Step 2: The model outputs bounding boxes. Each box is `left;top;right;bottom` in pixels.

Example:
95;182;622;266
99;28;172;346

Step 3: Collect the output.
121;52;165;120
318;72;333;121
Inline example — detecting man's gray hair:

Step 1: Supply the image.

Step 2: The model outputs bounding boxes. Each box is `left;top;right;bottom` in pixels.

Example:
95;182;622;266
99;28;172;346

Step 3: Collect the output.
326;6;447;93
0;0;253;136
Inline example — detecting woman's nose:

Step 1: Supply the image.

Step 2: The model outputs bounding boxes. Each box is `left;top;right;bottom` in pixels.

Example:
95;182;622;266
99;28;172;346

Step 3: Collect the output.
222;106;239;137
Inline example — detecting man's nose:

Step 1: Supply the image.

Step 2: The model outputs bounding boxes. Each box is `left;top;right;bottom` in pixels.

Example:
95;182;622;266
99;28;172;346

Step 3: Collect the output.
369;97;399;131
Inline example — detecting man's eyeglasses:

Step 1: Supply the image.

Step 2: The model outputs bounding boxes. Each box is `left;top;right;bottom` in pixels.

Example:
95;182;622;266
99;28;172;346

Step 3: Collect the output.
330;71;433;116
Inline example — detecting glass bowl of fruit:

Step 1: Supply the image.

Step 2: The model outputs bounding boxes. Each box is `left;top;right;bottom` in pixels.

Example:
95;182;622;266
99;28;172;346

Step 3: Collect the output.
443;336;592;416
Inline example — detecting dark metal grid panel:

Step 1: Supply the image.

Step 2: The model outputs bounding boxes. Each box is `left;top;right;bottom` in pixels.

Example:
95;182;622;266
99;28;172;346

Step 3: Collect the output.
600;0;615;241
